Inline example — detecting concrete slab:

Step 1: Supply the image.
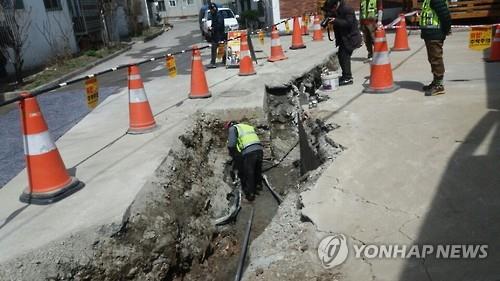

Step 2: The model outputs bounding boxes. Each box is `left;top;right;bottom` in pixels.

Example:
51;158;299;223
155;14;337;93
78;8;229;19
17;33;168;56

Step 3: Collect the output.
302;31;500;280
0;27;336;264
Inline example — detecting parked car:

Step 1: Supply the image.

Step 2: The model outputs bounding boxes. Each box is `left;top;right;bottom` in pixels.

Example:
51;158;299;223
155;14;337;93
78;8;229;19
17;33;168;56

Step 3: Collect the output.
200;7;239;41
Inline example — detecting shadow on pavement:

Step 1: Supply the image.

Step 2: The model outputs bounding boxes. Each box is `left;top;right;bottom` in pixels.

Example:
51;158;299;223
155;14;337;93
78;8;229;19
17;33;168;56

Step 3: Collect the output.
398;40;500;281
0;204;29;231
397;80;425;92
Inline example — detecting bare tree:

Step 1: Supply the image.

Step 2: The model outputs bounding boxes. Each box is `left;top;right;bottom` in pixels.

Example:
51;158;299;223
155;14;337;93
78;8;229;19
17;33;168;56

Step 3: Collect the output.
35;10;73;62
0;0;31;84
98;0;118;46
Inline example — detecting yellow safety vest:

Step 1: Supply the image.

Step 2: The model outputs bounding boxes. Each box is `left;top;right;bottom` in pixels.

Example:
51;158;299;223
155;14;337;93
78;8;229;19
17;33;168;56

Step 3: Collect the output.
360;0;377;20
235;124;260;152
420;0;441;29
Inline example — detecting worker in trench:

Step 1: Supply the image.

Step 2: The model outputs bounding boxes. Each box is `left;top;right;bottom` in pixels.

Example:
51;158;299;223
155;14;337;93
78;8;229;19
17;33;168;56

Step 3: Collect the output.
224;121;263;202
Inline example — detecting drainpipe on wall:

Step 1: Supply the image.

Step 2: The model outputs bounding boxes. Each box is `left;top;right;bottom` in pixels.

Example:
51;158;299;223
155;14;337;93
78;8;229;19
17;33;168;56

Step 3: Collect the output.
143;0;151;27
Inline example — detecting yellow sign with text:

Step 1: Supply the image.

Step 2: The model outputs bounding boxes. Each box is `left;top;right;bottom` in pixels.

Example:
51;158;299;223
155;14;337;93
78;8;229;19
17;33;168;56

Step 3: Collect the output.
258;31;265;44
166;55;177;77
469;27;492;51
285;20;290;33
85;77;99;109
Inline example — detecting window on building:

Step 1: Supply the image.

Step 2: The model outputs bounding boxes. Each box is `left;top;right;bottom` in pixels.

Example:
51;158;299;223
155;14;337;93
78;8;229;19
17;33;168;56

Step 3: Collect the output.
158;1;166;11
43;0;62;11
0;0;24;9
169;0;176;7
187;0;194;5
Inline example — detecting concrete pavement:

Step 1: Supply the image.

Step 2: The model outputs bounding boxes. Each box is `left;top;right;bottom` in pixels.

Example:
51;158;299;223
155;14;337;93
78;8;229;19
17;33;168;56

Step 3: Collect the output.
301;30;500;280
0;22;336;265
0;21;204;188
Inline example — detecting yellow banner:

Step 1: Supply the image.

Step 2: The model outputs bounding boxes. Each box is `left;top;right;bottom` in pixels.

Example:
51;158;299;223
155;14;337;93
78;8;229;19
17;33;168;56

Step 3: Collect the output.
303;15;309;29
285;20;290;33
166;55;177;77
469;27;492;51
258;31;265;44
85;77;98;109
216;43;225;62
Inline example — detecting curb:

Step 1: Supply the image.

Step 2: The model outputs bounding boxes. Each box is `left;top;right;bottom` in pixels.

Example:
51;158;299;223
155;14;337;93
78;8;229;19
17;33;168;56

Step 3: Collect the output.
1;43;134;101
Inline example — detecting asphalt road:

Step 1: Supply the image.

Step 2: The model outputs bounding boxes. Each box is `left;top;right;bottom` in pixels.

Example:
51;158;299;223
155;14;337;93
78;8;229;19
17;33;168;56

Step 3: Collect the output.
0;20;204;188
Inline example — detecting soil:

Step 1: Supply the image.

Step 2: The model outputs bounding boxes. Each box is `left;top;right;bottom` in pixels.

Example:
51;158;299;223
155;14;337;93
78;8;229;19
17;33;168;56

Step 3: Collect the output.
0;53;343;281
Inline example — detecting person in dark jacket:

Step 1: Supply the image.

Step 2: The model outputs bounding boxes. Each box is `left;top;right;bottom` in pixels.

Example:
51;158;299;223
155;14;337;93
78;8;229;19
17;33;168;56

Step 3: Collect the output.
207;3;226;68
323;0;362;86
225;121;263;202
419;0;451;96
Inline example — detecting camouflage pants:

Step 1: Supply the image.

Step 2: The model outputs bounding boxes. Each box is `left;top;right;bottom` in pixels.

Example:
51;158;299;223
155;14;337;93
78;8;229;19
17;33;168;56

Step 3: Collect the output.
425;40;445;80
361;21;377;57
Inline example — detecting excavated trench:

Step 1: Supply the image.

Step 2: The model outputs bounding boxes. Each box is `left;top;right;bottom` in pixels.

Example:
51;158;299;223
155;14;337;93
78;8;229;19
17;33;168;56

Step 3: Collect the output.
33;59;342;281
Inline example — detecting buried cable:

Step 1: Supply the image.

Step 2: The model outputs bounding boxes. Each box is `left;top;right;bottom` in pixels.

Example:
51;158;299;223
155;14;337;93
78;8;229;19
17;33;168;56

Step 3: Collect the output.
234;207;255;281
262;174;283;205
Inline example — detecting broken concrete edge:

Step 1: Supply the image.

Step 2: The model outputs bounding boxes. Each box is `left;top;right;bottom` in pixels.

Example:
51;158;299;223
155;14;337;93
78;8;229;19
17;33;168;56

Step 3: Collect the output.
0;43;134;101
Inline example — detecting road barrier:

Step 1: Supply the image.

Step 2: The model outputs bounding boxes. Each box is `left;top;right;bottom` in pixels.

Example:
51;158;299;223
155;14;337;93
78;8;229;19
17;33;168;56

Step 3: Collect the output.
392;14;410;51
18;93;84;204
0;11;498;204
364;27;399;94
127;65;157;133
290;16;307;50
238;33;257;76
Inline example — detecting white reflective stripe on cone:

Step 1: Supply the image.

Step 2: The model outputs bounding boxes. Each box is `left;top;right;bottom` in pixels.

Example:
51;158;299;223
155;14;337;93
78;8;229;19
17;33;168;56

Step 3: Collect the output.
129;88;148;103
271;38;281;46
128;74;141;80
372;51;390;65
23;131;56;156
314;24;321;30
240;50;251;57
374;37;386;42
192;56;202;61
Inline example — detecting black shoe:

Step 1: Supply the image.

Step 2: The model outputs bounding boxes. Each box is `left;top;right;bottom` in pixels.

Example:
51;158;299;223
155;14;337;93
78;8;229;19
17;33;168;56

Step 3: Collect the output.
339;77;353;86
207;64;217;69
422;81;436;91
425;84;445;96
244;194;255;202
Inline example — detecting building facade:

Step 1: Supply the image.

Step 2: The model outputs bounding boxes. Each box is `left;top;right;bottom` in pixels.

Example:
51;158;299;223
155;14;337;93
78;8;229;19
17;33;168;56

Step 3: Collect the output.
0;0;79;76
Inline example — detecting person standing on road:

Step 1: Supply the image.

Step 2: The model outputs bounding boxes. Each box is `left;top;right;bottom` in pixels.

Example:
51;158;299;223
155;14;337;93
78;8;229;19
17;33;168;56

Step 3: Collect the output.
419;0;451;96
359;0;380;62
207;3;226;68
225;121;263;202
322;0;362;86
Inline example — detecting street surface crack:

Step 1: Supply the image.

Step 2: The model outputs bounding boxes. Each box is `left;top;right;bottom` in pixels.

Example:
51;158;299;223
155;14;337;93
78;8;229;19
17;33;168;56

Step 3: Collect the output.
331;184;416;217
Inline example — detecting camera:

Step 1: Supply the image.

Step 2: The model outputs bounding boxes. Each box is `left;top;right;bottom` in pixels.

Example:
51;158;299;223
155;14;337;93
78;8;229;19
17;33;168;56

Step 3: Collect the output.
320;0;339;27
320;17;332;28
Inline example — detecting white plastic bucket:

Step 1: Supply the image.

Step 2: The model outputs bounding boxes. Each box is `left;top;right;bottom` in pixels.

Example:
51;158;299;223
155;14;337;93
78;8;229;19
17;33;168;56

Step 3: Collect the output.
321;71;339;91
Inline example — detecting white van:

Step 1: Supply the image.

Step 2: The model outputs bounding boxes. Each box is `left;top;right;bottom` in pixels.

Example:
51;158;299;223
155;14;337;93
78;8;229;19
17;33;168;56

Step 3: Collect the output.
200;8;239;41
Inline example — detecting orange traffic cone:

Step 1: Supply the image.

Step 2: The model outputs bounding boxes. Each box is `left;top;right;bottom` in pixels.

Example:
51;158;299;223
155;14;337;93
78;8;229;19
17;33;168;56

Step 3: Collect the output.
239;32;256;76
312;15;324;41
301;15;309;35
392;14;410;51
290;16;306;50
127;65;157;134
486;24;500;62
18;92;83;204
268;26;288;62
364;27;399;93
189;46;211;98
